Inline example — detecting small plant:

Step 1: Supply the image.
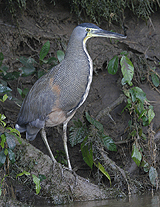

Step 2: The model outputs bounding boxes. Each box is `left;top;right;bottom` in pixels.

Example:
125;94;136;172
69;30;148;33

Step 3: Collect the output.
55;150;67;166
16;171;46;194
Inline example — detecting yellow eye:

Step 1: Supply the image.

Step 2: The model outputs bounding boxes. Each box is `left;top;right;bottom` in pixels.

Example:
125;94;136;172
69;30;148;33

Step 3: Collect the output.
86;28;90;32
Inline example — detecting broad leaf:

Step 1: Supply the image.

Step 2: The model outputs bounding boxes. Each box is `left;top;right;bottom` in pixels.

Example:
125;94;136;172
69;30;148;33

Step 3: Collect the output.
2;94;8;102
0;150;6;167
32;174;41;194
39;41;50;61
120;55;134;86
107;55;119;75
149;166;158;187
129;87;146;103
57;50;65;63
81;137;93;169
101;134;117;151
85;112;103;132
148;108;155;124
151;73;159;87
6;132;16;150
131;143;142;167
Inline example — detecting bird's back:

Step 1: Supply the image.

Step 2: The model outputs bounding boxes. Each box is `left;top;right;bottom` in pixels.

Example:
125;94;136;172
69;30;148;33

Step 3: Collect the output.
16;53;91;129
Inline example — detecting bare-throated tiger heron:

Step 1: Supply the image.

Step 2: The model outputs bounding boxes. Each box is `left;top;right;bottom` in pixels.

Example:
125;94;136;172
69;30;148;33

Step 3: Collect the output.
15;23;126;170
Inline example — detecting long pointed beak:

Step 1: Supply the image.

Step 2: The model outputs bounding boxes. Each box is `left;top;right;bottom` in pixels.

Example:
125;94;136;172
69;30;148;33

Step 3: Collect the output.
92;29;126;39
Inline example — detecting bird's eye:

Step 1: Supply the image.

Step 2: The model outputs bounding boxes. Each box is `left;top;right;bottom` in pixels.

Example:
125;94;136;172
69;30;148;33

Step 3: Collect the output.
86;28;90;32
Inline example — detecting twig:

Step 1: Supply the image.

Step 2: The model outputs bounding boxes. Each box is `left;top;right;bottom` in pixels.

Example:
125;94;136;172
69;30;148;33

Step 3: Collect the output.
149;17;155;31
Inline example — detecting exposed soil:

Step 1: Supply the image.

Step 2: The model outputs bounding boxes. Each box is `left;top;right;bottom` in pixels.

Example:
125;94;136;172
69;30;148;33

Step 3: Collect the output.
0;2;160;206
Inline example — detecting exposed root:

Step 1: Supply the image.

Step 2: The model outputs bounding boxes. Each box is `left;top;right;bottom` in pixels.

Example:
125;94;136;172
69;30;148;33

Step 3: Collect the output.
100;149;131;195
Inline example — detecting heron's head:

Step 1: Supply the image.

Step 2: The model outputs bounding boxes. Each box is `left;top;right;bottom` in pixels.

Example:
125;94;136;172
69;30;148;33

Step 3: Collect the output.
76;23;126;43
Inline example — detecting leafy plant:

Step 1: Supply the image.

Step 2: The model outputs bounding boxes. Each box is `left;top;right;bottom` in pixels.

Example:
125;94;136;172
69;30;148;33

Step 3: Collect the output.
107;52;157;187
0;94;22;195
69;112;116;182
0;42;65;103
0;96;21;168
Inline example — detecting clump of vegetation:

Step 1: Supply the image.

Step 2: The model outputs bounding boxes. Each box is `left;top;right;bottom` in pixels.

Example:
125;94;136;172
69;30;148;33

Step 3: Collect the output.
70;0;160;24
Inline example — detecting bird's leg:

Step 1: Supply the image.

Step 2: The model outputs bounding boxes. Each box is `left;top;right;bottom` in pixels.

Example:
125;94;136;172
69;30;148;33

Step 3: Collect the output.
63;122;72;170
40;128;57;164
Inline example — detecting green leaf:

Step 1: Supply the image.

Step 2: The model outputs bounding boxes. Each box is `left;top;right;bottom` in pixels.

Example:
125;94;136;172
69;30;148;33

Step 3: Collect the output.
107;55;119;75
39;41;50;61
0;52;4;66
148;108;155;124
0;114;6;121
0;134;6;148
2;94;8;102
120;55;134;86
3;71;20;80
6;133;16;150
95;162;111;184
17;88;22;96
81;136;93;169
47;56;58;65
101;134;117;151
39;174;46;182
16;170;30;178
32;174;41;194
149;166;158;187
37;70;46;79
19;57;36;77
4;148;8;156
69;120;87;147
120;51;128;56
131;143;142;167
57;50;65;63
151;73;159;87
85;112;104;132
0;150;6;167
129;87;146;103
8;149;15;163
